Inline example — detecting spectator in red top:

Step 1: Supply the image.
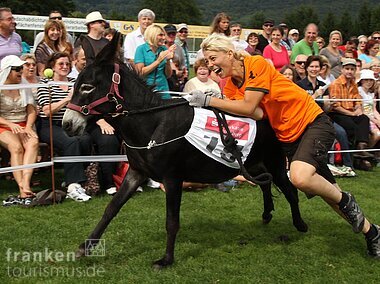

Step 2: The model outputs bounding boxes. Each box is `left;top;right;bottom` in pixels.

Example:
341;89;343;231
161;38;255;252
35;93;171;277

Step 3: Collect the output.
338;37;359;59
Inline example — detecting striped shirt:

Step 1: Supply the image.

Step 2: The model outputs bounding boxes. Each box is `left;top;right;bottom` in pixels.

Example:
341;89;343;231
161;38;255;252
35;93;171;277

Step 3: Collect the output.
37;77;75;121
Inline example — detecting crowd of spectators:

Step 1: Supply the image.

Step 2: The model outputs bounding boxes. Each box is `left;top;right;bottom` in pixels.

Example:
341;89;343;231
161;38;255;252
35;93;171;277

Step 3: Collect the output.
1;6;380;202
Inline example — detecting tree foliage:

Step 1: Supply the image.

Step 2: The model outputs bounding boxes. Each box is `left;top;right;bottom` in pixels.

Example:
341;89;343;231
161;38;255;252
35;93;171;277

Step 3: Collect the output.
284;5;320;34
1;0;75;16
249;11;266;29
141;0;202;24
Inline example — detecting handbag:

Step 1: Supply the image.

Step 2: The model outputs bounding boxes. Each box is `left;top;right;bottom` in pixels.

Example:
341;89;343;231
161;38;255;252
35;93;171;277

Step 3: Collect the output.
112;161;129;190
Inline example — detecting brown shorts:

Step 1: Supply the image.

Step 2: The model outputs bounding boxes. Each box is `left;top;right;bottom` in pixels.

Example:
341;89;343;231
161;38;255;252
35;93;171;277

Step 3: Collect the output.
281;113;336;184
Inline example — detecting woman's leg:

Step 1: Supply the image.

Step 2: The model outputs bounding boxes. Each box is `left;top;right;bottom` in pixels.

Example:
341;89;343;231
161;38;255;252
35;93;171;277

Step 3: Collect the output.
19;133;39;195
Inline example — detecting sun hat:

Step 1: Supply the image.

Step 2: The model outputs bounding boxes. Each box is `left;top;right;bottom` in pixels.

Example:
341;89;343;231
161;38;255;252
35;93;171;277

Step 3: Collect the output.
177;23;188;32
0;55;27;84
357;69;377;83
85;11;106;25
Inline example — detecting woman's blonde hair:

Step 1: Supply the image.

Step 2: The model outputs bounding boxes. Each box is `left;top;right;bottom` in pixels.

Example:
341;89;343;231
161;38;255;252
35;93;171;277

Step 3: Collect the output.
201;34;249;60
144;24;165;47
329;30;342;43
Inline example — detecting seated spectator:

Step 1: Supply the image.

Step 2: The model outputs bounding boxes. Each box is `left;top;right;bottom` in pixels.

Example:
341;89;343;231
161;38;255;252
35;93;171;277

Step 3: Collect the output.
0;55;39;199
21;54;39;99
280;65;297;82
36;52;92;201
35;20;73;77
288;28;299;48
357;69;380;148
68;47;86;79
263;26;290;70
358;39;380;69
357;35;368;57
184;58;221;93
316;36;325;51
230;23;248;51
329;58;373;169
0;7;22;61
317;55;336;86
338;37;358;58
293;54;308;81
290;23;319;63
245;32;261;55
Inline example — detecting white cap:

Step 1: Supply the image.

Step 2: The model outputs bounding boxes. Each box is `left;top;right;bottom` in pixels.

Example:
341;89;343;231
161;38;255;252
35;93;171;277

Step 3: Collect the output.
0;55;27;85
177;23;188;32
357;69;377;83
289;29;299;35
85;11;106;25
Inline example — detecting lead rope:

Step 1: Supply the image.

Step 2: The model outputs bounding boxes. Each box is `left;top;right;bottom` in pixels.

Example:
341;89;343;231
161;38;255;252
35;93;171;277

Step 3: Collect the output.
212;108;273;186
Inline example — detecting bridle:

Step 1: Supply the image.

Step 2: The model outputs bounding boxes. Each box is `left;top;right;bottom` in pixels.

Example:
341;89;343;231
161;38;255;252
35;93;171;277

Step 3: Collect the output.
68;63;124;115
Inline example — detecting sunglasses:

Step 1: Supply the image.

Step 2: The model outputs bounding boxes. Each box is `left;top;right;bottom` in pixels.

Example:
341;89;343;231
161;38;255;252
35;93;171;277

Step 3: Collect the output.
295;61;306;65
49;16;62;20
25;62;36;67
264;24;274;27
11;66;23;72
373;37;380;40
359;41;367;44
178;30;188;34
317;41;323;44
232;29;241;32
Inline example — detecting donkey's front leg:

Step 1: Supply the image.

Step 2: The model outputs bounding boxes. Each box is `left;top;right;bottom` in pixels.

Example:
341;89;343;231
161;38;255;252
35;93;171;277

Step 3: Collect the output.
76;168;146;258
153;178;183;269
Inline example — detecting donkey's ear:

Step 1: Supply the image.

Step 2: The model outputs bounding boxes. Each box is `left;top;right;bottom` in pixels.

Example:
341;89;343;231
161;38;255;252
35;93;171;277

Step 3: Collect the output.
95;32;122;64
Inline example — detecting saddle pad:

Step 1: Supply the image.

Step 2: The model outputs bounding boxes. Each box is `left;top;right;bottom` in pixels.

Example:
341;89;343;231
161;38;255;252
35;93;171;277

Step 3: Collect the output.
185;108;256;169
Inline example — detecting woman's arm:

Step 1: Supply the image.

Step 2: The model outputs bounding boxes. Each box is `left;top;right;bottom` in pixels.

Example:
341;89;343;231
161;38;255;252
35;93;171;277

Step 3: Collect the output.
24;104;38;138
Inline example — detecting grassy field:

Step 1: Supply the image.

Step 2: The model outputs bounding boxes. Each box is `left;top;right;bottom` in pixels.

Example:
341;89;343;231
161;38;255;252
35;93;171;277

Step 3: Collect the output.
0;167;379;283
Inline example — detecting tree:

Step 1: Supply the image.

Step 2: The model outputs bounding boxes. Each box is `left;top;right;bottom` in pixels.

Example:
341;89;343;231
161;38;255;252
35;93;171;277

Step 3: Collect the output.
284;5;320;34
320;11;336;40
1;0;75;16
249;11;265;29
141;0;202;24
356;1;371;35
337;10;355;41
370;5;380;32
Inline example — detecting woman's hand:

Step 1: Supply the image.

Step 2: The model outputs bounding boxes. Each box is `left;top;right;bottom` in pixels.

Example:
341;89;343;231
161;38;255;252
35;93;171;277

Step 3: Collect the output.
24;125;38;138
96;119;115;135
9;123;25;134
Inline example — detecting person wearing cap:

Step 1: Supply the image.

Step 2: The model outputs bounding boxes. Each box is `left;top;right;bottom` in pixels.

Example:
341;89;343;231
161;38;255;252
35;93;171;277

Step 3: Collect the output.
74;11;109;66
32;10;74;54
290;23;319;64
256;19;274;53
164;24;187;90
123;8;155;64
279;23;292;52
357;69;380;148
329;58;373;166
0;7;22;62
186;34;380;259
175;23;190;74
0;55;39;201
288;28;299;47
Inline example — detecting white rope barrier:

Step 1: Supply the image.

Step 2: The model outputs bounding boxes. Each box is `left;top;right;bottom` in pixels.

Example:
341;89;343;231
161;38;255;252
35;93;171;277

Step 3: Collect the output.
0;81;74;90
54;155;128;163
0;161;53;174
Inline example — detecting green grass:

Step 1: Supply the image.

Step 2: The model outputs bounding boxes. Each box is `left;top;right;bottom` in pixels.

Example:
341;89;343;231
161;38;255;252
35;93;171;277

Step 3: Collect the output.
1;168;379;283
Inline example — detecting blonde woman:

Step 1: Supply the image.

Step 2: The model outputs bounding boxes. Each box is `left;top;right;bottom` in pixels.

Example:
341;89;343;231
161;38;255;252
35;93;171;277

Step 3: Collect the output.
319;30;343;78
0;55;39;201
134;24;175;99
185;34;380;258
317;55;335;85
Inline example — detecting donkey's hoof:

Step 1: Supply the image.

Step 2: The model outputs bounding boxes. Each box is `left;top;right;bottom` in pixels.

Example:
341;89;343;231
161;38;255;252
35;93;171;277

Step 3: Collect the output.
262;213;273;224
152;258;173;270
294;219;308;233
75;247;86;259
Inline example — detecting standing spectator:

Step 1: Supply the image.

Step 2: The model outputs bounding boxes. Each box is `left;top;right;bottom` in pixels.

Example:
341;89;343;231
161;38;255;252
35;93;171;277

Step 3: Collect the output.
210;12;231;36
32;10;74;53
68;46;86;79
288;28;299;47
256;19;274;53
123;8;155;64
316;36;325;50
175;23;190;75
164;24;187;91
290;23;319;63
134;24;174;98
37;52;92;202
0;55;39;200
0;7;22;61
75;11;108;66
230;23;248;51
263;26;290;70
245;32;261;55
357;69;380;148
183;58;220;93
35;20;73;77
279;23;292;53
320;30;344;78
329;58;373;164
358;39;380;69
293;54;308;81
357;35;368;57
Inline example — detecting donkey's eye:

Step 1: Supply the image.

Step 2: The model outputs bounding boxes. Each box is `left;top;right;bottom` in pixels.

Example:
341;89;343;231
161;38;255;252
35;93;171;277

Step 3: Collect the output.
79;84;95;95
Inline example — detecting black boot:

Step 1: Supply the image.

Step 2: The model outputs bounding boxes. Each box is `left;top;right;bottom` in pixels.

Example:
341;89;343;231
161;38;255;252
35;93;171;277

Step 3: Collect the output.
366;225;380;259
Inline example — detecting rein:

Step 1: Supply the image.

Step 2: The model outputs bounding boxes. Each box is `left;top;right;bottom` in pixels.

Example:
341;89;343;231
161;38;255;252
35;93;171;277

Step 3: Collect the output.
212;108;273;186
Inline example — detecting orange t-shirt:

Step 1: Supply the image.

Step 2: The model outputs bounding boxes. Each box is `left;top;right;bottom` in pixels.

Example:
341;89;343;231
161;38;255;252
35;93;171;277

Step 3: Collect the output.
223;56;323;143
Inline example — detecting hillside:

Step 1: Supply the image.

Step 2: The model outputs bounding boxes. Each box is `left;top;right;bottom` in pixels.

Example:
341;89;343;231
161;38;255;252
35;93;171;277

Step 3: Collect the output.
73;0;379;27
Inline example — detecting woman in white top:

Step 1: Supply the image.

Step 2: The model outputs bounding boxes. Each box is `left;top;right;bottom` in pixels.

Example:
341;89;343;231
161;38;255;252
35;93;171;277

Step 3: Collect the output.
184;58;221;93
317;55;336;86
0;55;39;199
357;69;380;147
